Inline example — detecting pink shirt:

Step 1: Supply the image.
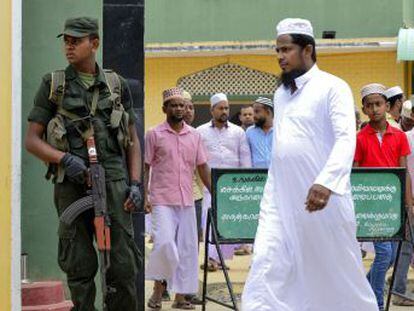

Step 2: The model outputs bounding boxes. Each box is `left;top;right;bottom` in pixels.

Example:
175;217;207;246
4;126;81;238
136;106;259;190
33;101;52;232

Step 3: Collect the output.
145;121;208;207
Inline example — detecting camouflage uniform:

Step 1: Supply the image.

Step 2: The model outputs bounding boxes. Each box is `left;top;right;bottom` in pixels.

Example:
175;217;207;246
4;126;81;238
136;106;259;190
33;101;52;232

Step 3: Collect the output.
27;18;141;311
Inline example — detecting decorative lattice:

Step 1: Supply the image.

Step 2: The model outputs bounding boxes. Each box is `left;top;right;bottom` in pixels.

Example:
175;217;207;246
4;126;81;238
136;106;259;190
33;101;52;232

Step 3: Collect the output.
177;63;279;96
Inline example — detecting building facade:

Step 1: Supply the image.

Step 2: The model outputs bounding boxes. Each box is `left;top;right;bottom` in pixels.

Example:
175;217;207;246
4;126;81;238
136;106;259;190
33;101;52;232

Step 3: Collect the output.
145;0;414;128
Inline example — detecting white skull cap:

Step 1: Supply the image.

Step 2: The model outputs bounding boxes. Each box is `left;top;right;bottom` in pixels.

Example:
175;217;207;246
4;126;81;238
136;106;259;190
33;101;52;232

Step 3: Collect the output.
384;86;403;99
210;93;228;107
276;18;314;38
401;100;413;118
360;83;386;99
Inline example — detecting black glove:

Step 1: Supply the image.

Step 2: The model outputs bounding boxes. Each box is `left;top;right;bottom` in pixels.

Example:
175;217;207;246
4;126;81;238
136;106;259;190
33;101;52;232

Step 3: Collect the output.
60;153;87;184
129;181;143;210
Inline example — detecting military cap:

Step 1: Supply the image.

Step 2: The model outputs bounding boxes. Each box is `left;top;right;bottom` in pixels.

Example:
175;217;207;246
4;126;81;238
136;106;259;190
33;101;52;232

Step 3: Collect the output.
57;17;99;38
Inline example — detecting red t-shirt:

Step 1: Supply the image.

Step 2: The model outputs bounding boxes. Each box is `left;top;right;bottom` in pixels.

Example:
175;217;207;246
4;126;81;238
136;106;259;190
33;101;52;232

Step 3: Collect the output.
354;122;411;167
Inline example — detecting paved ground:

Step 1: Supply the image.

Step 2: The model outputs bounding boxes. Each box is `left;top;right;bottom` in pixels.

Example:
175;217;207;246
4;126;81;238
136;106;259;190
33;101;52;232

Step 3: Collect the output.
144;241;414;310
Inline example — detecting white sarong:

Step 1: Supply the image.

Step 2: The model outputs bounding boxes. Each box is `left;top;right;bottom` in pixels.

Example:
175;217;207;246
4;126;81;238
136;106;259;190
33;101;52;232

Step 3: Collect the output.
146;205;198;294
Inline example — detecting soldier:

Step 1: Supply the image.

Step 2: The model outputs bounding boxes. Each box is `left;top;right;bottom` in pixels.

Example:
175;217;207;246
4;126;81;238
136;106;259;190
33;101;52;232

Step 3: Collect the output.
25;17;142;310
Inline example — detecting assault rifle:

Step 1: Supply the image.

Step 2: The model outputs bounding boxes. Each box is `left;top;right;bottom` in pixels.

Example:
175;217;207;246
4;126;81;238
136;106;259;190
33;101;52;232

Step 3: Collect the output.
60;134;113;311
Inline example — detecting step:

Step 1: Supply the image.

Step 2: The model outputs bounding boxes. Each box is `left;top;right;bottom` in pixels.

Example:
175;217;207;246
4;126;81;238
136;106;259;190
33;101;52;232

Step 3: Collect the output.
22;300;73;311
22;281;65;306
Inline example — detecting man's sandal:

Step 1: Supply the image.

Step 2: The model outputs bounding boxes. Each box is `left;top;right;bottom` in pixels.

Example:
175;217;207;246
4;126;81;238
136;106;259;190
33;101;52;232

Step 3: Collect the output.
392;295;414;306
147;296;162;310
172;300;195;310
200;261;218;272
185;295;204;305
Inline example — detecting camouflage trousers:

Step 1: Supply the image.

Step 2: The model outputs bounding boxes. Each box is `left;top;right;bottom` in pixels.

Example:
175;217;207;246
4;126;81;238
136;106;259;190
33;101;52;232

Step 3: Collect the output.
54;178;142;311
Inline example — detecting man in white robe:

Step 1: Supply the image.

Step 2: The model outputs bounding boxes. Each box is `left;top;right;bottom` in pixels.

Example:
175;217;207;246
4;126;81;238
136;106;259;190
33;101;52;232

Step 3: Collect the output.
242;18;378;311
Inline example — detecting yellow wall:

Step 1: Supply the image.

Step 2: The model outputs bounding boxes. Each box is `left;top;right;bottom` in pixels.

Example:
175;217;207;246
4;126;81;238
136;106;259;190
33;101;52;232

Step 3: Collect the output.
0;0;12;308
145;51;406;129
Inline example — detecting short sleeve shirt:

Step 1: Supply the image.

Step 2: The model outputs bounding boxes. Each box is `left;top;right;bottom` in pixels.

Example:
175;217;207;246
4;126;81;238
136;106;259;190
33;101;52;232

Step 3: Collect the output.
246;125;273;168
354;122;410;167
145;121;208;207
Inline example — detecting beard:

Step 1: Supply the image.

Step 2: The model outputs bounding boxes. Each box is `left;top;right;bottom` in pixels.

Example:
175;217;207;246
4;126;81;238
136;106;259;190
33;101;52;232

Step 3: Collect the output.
281;68;307;87
170;115;184;123
255;117;266;128
215;114;228;123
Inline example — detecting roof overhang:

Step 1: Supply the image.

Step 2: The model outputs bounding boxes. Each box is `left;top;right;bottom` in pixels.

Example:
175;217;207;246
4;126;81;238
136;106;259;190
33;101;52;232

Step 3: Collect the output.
145;37;397;58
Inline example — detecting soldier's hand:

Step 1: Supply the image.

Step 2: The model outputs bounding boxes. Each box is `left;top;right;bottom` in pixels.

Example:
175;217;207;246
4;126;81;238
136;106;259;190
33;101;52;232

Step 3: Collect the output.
305;184;331;212
60;153;87;184
124;181;143;212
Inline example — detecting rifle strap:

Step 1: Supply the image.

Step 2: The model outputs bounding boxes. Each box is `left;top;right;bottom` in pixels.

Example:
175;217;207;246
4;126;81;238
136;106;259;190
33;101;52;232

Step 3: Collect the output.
49;70;65;105
81;87;100;141
103;70;122;98
90;87;100;117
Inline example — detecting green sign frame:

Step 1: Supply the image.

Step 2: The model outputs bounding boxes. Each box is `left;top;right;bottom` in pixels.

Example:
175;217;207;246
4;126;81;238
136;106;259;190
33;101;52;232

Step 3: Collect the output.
211;168;406;243
352;168;405;241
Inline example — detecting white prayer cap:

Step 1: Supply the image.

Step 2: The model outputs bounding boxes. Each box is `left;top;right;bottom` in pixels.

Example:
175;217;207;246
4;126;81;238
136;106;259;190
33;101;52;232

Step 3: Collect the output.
360;83;386;99
254;97;273;109
401;100;413;118
210;93;228;107
182;90;192;101
384;86;403;99
276;18;314;38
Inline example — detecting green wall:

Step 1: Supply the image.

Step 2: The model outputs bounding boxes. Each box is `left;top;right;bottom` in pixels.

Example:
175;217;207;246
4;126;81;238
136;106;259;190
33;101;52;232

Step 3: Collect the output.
145;0;404;43
22;0;102;281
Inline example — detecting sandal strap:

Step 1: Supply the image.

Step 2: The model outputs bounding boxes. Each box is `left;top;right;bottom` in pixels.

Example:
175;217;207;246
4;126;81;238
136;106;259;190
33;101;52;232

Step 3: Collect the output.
148;296;162;309
172;300;195;309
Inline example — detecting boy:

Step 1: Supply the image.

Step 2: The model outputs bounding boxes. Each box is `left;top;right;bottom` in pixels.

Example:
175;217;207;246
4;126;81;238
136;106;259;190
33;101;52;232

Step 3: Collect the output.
354;83;411;311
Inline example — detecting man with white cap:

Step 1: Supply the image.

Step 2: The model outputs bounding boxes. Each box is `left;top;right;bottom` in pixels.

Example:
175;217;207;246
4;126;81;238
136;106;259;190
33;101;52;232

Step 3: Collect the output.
355;83;411;310
246;97;274;169
145;87;211;309
197;93;251;271
242;18;378;311
385;86;405;129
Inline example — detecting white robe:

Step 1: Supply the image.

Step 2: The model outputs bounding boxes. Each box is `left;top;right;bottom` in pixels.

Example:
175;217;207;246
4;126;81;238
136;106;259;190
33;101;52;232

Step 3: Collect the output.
242;65;377;311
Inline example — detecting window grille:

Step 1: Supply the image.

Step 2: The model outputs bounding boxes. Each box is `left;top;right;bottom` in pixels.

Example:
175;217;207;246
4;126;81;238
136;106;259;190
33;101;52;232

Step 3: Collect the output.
177;63;279;96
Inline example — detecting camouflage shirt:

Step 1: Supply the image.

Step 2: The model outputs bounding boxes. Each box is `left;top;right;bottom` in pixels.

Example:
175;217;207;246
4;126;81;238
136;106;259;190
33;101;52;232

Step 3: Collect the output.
28;64;136;181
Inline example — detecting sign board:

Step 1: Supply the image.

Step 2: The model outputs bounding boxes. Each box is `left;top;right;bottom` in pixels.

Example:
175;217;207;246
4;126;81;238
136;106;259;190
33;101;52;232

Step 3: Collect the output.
211;168;405;243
